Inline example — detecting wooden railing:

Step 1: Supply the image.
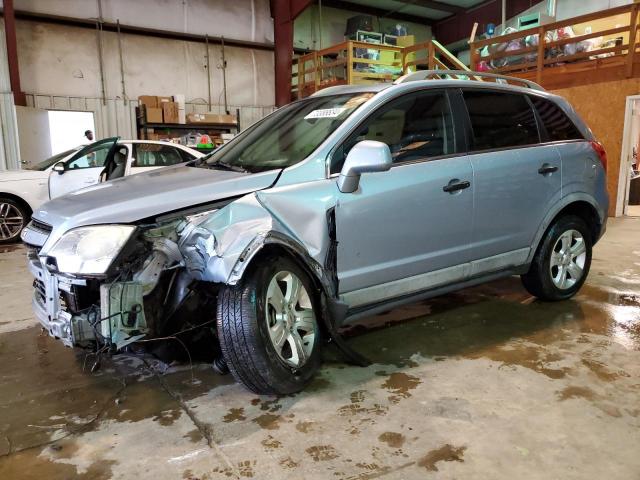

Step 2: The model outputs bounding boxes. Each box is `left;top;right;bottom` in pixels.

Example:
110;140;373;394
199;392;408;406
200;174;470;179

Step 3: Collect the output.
403;39;470;73
292;40;470;99
469;4;640;85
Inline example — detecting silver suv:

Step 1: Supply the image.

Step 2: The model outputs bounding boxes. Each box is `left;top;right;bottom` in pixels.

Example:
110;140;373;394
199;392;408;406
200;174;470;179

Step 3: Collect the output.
22;71;608;394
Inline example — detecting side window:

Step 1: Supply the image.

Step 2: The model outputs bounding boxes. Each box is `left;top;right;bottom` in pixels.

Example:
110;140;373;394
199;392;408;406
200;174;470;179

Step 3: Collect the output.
331;91;456;173
178;147;198;162
66;142;112;169
463;90;539;150
529;96;584;141
134;144;184;167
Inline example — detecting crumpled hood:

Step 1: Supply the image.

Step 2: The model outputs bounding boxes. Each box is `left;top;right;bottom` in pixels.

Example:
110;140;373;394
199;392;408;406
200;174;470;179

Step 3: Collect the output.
0;169;48;182
33;165;281;235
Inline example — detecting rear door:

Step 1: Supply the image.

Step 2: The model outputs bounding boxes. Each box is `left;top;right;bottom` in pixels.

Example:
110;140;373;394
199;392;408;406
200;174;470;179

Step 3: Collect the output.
528;95;590;193
334;89;475;307
460;89;562;271
129;143;188;175
48;137;118;198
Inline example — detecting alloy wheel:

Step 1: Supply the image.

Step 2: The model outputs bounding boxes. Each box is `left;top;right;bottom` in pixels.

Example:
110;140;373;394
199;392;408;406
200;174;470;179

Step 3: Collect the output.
0;202;24;241
265;270;317;368
550;229;587;290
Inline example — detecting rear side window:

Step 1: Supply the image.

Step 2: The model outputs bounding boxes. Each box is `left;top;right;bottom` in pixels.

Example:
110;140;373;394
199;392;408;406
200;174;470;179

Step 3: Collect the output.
463;90;539;150
529;96;584;141
133;144;184;167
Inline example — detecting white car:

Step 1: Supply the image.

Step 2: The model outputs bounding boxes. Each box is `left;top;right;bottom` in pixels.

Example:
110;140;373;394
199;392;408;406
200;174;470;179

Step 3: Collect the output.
0;138;204;243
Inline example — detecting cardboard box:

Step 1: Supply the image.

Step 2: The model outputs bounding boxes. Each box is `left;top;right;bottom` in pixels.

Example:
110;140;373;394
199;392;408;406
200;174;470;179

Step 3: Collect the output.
139;95;157;109
146;107;163;123
162;101;179;124
396;35;415;47
173;94;186;124
187;113;237;125
157;96;173;104
173;94;185;108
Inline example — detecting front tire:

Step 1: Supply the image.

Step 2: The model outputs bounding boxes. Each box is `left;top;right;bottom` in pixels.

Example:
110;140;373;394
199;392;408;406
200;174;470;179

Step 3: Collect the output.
0;197;29;245
521;215;592;301
216;254;322;395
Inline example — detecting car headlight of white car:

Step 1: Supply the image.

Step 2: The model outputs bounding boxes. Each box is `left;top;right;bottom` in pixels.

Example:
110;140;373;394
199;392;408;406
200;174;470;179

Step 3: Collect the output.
47;225;136;275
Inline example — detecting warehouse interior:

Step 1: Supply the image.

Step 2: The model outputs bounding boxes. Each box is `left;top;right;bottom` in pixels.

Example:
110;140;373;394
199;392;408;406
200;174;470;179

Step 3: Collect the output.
0;1;639;479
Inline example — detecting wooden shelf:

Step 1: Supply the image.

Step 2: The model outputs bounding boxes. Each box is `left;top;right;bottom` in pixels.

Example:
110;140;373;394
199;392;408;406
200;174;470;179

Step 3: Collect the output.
292;39;469;100
135;106;241;141
143;122;238;130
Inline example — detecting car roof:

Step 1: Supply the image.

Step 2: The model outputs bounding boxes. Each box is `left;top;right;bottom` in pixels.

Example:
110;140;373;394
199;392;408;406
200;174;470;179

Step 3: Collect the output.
121;140;187;146
310;76;552;99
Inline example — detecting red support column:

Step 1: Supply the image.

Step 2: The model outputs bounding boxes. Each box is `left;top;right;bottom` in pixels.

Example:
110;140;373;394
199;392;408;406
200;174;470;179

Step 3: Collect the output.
3;0;26;106
273;0;311;107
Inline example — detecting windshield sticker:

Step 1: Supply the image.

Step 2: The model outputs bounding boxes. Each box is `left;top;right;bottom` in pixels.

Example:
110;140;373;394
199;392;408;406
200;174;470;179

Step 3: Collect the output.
304;108;347;120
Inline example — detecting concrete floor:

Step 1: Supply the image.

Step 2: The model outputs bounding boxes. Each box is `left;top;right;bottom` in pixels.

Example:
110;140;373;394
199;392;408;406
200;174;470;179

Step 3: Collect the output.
0;219;639;480
627;205;640;217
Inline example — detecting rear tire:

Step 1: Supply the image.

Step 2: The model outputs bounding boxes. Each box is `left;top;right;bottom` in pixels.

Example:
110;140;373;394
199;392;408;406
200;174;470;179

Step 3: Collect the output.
521;215;592;301
0;197;29;245
216;254;322;395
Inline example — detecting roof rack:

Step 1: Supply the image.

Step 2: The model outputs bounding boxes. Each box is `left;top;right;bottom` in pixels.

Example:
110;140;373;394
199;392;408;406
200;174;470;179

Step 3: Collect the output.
393;70;544;91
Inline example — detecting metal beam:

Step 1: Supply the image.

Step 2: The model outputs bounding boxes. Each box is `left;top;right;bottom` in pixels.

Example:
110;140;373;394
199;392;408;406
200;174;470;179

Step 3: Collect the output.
0;9;275;52
273;0;313;107
397;0;464;14
320;0;434;26
3;0;26;106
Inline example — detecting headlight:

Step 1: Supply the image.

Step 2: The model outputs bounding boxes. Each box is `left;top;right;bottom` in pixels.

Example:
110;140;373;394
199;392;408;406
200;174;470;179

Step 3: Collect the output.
48;225;136;275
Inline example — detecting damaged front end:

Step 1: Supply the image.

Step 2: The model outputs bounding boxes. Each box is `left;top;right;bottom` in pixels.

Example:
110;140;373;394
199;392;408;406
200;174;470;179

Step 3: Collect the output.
23;194;302;353
24;213;219;352
23;192;367;367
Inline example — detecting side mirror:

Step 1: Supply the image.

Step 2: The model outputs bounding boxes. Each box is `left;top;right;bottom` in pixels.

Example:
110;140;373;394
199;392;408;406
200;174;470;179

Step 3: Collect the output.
52;162;66;174
337;140;392;193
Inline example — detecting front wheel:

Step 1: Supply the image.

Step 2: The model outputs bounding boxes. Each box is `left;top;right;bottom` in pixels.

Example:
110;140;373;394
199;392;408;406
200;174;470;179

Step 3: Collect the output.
0;198;28;245
521;215;592;301
216;255;322;395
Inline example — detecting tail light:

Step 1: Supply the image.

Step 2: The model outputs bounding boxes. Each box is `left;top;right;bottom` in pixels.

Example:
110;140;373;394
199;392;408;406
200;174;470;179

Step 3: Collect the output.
590;141;607;173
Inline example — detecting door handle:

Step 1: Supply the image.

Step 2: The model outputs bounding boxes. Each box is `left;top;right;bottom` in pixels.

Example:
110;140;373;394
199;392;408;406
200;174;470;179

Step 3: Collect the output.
538;164;558;175
443;179;471;193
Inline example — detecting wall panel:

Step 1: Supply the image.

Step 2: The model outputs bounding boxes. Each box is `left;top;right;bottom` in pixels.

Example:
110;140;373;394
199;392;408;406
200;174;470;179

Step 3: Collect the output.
552;78;640;216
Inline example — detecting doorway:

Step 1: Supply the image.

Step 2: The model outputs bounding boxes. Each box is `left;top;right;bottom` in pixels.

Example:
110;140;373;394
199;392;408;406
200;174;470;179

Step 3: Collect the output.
48;110;96;155
619;96;640;217
15;108;96;168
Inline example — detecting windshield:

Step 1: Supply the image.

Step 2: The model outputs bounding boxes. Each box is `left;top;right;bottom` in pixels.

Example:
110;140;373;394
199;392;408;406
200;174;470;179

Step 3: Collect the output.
26;148;80;171
200;93;374;173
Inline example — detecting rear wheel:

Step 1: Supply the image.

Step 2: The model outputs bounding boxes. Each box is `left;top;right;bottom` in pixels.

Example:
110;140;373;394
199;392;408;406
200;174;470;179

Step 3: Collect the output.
216;255;322;394
521;215;592;301
0;198;28;244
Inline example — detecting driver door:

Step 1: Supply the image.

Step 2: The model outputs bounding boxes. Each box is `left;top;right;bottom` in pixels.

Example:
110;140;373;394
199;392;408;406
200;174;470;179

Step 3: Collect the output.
333;90;475;308
48;137;119;198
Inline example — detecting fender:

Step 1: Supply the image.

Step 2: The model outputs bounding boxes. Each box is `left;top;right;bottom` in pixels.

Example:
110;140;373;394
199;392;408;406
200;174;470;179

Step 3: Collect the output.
178;196;370;367
526;191;606;264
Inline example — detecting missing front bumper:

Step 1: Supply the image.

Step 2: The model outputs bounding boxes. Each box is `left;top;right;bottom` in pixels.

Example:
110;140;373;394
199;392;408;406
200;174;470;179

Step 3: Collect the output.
32;292;96;348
